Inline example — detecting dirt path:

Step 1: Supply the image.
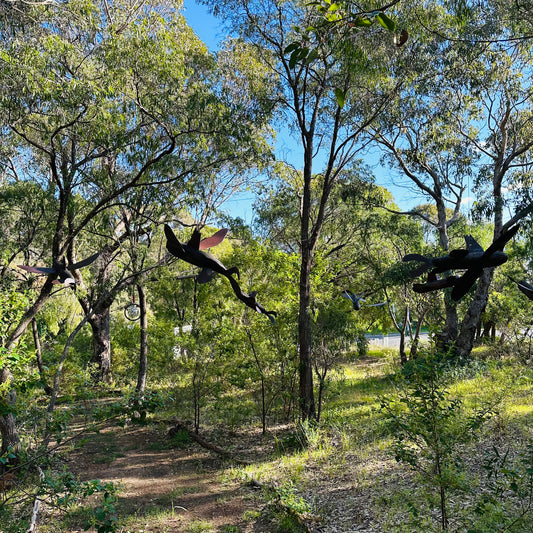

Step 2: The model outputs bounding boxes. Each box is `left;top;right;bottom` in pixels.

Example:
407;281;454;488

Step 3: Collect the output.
65;422;272;532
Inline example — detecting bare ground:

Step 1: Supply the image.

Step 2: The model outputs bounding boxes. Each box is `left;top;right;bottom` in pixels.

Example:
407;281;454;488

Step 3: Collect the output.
60;422;278;533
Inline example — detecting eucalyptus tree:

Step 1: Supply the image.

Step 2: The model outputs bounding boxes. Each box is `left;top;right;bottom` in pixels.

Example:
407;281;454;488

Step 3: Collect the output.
422;1;533;356
257;162;397;402
449;40;533;355
367;0;533;356
369;75;477;344
0;0;273;452
205;0;402;419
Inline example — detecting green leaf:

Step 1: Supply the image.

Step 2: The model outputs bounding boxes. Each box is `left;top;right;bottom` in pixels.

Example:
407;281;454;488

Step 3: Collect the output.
284;42;300;55
305;49;319;64
289;50;300;69
375;12;396;32
326;12;341;21
352;16;372;27
334;87;345;108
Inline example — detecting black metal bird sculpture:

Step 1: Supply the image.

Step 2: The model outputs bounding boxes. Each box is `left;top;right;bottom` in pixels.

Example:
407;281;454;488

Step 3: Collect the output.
412;274;459;294
18;252;100;286
450;225;520;301
227;275;277;323
164;224;239;283
403;224;520;301
165;224;276;322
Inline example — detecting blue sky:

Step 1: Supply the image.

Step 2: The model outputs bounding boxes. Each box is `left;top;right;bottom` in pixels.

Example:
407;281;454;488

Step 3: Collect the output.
182;1;224;49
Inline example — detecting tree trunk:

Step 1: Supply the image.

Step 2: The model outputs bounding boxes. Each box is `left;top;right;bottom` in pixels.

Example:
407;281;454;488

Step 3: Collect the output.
409;307;427;360
436;204;459;345
0;278;56;457
399;321;408;365
88;308;112;383
0;369;21;457
316;376;325;423
135;284;148;395
443;294;458;345
475;320;482;341
298;245;315;421
455;269;494;357
6;277;55;351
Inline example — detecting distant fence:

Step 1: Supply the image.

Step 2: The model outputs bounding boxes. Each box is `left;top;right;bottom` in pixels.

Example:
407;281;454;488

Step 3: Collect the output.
365;332;430;349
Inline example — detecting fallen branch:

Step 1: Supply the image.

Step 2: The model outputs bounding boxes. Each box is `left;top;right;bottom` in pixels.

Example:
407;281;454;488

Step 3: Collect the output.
167;421;252;464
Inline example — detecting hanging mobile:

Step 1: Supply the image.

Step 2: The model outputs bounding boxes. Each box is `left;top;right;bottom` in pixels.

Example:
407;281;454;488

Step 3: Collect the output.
124;288;141;321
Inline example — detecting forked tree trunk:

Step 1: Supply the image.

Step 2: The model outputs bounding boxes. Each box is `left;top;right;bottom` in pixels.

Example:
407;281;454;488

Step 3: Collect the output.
455;269;494;357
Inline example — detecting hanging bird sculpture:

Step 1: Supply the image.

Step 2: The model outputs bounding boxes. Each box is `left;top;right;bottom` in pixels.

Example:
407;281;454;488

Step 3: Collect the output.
342;290;365;311
342;290;386;310
18;252;100;286
165;224;276;322
403;224;520;301
164;224;239;283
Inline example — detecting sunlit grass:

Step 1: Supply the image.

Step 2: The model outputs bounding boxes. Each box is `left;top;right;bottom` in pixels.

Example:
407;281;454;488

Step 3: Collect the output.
224;348;533;531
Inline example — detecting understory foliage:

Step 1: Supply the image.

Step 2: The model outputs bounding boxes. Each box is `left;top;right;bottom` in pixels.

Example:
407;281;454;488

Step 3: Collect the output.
382;351;533;531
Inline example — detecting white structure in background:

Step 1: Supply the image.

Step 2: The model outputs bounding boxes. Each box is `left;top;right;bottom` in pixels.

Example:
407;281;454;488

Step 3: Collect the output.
366;332;430;349
173;325;193;358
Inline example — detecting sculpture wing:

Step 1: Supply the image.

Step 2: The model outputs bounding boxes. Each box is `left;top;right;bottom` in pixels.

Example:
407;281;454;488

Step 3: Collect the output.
483;224;520;256
71;252;100;270
199;228;228;250
187;228;202;250
449;249;470;258
17;265;56;275
517;279;533;300
413;276;458;294
464;235;484;253
451;268;483;301
402;254;432;278
402;253;427;263
164;224;184;257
